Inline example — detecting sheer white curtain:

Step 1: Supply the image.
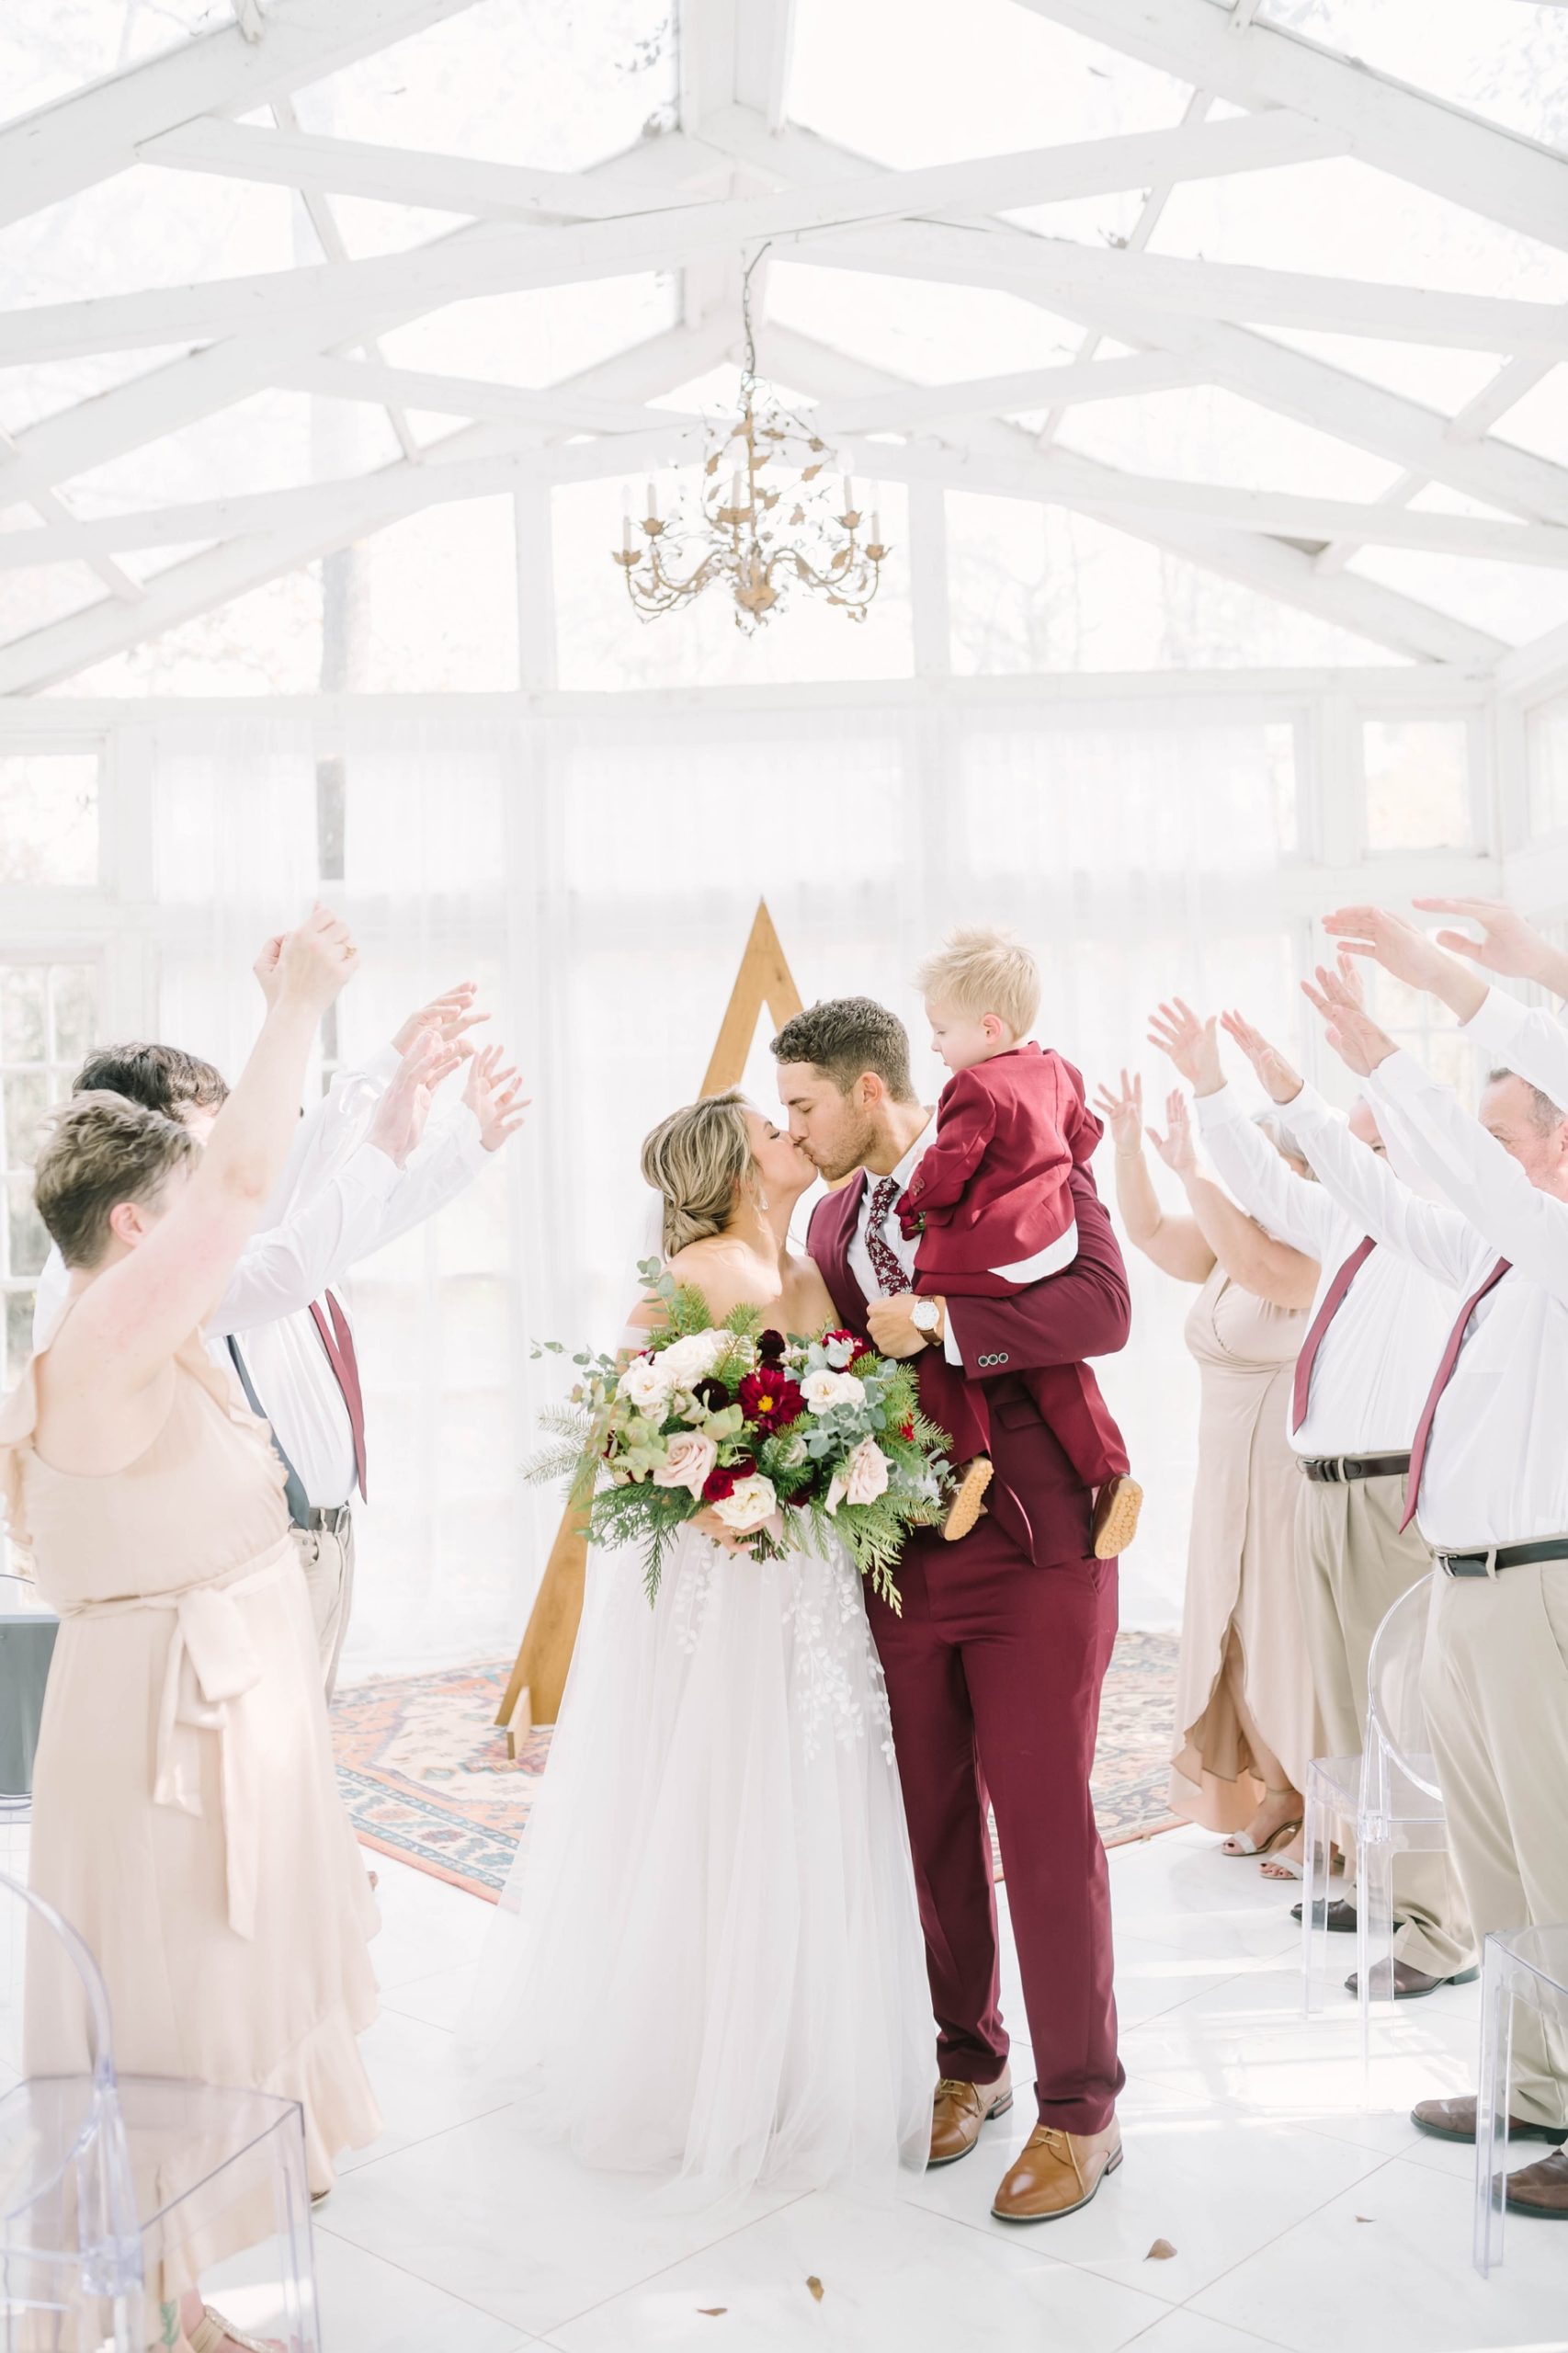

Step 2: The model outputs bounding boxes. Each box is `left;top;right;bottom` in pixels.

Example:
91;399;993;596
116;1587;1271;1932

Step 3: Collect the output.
133;698;1301;1668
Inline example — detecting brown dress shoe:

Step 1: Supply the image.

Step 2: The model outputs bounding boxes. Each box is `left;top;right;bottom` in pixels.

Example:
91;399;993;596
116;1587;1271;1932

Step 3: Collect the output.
991;2120;1122;2222
1344;1959;1479;2000
928;2066;1013;2166
1412;2095;1568;2146
1505;2149;1568;2216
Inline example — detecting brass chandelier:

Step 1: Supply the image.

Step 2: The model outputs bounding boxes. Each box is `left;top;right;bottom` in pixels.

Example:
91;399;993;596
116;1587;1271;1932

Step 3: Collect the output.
612;249;891;631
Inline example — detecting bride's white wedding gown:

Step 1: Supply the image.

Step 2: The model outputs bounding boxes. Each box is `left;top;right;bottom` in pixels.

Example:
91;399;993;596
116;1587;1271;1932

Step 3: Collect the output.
461;1512;935;2199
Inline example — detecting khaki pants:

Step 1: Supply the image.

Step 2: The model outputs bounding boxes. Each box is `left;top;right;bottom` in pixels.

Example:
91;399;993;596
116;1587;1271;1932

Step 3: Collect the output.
292;1514;357;1703
1422;1563;1568;2128
1295;1472;1473;1977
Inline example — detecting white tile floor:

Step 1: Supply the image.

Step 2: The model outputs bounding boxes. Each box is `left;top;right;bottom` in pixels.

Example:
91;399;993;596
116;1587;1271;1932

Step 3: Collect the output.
295;1829;1568;2353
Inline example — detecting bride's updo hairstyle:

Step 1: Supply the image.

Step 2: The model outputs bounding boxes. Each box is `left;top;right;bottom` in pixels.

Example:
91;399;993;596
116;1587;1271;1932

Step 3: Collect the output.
641;1089;756;1257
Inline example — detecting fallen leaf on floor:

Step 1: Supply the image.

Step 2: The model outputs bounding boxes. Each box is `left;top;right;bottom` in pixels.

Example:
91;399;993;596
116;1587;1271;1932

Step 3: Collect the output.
1356;2215;1373;2223
697;2308;727;2318
1145;2238;1176;2261
806;2277;824;2301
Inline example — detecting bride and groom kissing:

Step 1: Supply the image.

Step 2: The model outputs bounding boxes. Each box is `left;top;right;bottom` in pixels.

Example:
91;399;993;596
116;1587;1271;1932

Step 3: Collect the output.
463;936;1130;2224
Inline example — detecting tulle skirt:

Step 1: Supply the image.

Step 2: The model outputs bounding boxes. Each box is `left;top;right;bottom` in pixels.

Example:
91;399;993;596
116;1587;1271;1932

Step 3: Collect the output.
460;1521;935;2201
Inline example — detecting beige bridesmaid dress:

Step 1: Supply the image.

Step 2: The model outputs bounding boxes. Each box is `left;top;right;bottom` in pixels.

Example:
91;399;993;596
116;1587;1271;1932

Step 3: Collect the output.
0;1324;381;2286
1169;1267;1319;1835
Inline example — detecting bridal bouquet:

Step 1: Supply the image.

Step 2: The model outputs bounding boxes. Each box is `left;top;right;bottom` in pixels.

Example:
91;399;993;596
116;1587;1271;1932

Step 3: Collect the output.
528;1262;952;1608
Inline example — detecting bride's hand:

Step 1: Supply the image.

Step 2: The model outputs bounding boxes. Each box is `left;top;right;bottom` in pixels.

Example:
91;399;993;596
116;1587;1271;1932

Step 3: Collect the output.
692;1506;749;1555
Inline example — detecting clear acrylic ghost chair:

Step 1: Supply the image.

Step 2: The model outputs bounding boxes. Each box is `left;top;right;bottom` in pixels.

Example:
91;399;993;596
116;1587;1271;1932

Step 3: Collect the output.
1473;1923;1568;2279
0;1869;323;2351
1301;1573;1450;2075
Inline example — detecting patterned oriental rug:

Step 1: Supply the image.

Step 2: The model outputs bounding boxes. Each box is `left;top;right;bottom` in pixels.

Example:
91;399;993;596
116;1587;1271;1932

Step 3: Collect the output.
331;1629;1182;1904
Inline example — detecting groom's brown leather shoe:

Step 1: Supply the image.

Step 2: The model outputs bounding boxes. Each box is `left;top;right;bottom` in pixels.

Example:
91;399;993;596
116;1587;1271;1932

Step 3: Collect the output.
1504;2150;1568;2217
928;2066;1013;2165
1413;2094;1568;2146
992;2120;1122;2222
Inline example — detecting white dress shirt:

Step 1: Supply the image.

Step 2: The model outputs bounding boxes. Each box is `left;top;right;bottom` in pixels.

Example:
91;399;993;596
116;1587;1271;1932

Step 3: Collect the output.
1278;1061;1568;1550
1196;1081;1457;1458
847;1120;964;1367
1460;984;1568;1111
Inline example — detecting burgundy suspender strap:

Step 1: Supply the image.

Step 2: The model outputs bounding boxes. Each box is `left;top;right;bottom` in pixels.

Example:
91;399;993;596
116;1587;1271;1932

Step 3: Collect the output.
1401;1256;1510;1532
1290;1235;1376;1435
309;1290;367;1503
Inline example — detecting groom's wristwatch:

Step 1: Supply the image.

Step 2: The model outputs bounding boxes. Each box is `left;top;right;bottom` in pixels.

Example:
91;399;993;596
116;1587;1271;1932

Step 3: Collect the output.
911;1298;943;1346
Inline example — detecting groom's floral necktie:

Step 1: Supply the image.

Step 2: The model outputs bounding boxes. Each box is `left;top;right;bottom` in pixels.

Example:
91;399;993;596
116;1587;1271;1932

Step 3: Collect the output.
865;1176;912;1297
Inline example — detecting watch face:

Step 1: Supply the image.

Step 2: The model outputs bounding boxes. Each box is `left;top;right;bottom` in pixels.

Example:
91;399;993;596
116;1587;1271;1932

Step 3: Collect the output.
913;1301;938;1331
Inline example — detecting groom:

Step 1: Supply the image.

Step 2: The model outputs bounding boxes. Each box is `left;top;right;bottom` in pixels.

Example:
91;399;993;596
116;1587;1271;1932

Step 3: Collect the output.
774;996;1129;2221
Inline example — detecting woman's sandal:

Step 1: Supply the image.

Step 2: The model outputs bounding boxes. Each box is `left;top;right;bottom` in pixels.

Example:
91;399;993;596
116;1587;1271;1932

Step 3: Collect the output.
187;2305;287;2353
1221;1816;1303;1860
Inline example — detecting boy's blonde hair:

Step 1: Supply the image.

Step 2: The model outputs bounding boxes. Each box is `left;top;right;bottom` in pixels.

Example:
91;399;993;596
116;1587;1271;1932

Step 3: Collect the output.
915;926;1040;1040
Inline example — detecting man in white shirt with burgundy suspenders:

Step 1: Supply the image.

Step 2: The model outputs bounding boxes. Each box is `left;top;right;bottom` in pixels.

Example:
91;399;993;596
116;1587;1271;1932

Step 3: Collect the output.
35;980;527;1697
1148;998;1473;1998
1224;912;1568;2224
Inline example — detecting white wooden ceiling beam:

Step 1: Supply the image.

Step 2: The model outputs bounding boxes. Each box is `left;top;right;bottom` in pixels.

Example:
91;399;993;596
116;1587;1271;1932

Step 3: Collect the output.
279;354;676;432
0;0;488;232
1018;0;1568;258
733;0;799;133
0;133;711;510
761;324;1503;669
137;118;711;220
0;318;731;695
810;350;1206;432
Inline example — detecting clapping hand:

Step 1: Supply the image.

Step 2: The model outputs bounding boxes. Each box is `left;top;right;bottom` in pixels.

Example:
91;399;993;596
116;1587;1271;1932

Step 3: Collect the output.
463;1042;530;1153
1301;961;1397;1079
1219;1011;1303;1107
393;983;492;1057
370;1029;464;1168
1147;998;1223;1095
1146;1088;1199;1178
1093;1070;1144;1157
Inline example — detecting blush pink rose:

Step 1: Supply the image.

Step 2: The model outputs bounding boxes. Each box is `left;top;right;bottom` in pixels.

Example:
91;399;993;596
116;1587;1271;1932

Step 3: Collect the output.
653;1430;718;1499
844;1436;891;1506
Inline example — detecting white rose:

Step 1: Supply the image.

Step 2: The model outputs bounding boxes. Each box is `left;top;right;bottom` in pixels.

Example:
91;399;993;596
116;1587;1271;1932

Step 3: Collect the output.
653;1431;718;1499
659;1330;726;1387
618;1354;674;1414
801;1368;866;1415
844;1436;891;1506
711;1472;778;1534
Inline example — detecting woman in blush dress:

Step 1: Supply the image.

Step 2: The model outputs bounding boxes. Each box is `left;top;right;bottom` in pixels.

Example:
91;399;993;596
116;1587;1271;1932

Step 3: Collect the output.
1095;1073;1321;1876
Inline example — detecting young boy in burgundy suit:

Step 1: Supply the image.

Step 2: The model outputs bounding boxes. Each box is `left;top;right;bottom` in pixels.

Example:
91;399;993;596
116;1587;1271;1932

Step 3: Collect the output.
899;928;1139;1552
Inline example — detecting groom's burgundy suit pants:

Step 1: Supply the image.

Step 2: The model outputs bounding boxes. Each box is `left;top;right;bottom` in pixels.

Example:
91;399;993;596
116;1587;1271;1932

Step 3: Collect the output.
868;1518;1124;2136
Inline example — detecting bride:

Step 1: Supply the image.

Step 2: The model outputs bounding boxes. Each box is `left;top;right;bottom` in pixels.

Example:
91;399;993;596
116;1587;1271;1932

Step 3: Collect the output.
462;1089;934;2198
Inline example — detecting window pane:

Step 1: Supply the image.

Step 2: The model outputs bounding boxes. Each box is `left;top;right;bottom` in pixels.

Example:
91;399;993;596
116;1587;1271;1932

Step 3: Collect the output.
1362;718;1471;850
50;965;96;1067
6;1174;48;1280
3;1291;34;1389
0;968;46;1062
0;754;98;886
2;1070;48;1170
1528;692;1568;836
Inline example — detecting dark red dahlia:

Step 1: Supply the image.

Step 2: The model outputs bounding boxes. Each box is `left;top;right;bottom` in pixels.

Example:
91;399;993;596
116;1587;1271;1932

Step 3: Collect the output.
739;1366;805;1430
758;1328;787;1363
691;1375;731;1413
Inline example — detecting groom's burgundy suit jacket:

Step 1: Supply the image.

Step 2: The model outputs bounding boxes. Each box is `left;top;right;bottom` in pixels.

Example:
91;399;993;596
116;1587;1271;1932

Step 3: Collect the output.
808;1164;1131;1568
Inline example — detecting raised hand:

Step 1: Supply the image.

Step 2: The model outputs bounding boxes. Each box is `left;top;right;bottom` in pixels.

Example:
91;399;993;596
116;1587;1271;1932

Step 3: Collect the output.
392;982;492;1057
1092;1070;1144;1156
464;1041;530;1153
1322;903;1485;1020
278;905;358;1013
1301;963;1397;1080
1412;893;1566;992
370;1029;464;1168
1147;998;1223;1095
1146;1088;1199;1178
1219;1011;1303;1106
253;933;286;1006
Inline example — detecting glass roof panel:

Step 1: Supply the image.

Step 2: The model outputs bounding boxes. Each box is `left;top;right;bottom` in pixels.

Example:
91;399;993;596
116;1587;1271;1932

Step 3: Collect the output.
1252;331;1509;421
0;167;323;307
789;0;1193;168
60;390;404;514
0;347;197;438
766;263;1084;387
42;566;325;697
1;0;221;131
292;0;676;173
1054;385;1403;501
1259;4;1568;153
948;492;1398;671
378;272;679;390
0;559;107;647
1150;156;1568;302
1491;367;1568;469
1345;547;1568;646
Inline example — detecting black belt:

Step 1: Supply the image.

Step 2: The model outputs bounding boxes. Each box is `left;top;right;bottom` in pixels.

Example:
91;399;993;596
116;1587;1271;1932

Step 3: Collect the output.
304;1504;353;1538
1437;1538;1568;1578
1301;1451;1411;1485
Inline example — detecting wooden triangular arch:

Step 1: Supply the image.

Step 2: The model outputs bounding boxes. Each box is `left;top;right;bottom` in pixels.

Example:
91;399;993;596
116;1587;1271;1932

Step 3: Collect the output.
494;903;805;1745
